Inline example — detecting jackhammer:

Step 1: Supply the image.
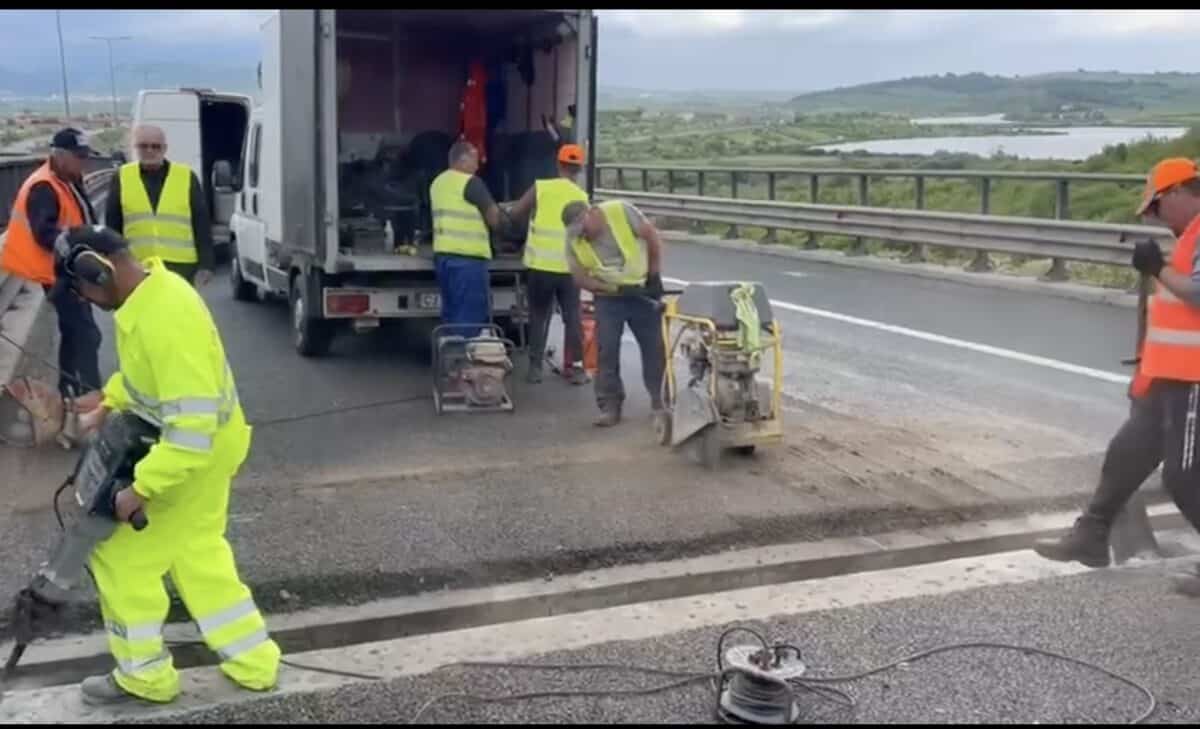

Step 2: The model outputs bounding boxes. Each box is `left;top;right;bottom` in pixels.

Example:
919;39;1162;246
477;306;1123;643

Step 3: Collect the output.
3;410;155;677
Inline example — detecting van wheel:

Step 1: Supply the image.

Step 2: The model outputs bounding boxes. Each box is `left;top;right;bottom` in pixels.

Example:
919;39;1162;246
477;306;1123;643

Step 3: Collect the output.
291;274;334;357
230;242;258;302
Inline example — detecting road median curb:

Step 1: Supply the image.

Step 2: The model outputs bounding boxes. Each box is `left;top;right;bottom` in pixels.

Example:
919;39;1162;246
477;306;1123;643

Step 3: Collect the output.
662;231;1139;309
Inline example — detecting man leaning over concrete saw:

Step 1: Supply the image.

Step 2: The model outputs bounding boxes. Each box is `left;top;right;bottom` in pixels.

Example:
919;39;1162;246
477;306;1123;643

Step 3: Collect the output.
562;199;666;427
59;225;280;705
1033;157;1200;596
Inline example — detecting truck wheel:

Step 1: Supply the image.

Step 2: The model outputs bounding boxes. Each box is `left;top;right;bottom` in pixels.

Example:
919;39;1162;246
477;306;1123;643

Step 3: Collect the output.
230;241;258;303
291;274;334;357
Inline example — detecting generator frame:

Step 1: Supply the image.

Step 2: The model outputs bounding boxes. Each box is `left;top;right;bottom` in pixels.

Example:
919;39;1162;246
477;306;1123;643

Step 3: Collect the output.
657;294;785;468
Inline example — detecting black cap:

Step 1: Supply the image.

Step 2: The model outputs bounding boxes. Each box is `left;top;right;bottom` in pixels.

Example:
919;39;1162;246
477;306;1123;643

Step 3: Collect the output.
49;128;96;158
47;225;129;303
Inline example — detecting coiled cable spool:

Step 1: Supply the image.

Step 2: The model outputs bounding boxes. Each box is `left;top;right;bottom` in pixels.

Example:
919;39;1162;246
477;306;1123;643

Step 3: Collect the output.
717;643;807;725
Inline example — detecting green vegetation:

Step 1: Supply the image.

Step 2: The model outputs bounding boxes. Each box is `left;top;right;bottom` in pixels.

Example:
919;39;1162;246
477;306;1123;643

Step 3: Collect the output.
89;127;128;156
787;71;1200;121
602;119;1200;290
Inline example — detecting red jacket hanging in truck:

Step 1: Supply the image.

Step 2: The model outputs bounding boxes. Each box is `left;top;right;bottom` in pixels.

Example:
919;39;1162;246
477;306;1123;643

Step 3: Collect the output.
459;61;488;165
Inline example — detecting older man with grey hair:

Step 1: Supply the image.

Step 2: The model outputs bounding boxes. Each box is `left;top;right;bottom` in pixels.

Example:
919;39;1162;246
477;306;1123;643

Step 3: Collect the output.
105;124;214;286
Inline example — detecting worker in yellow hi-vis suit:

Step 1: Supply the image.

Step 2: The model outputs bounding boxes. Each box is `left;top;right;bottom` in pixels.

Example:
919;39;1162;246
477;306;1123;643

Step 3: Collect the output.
52;224;279;706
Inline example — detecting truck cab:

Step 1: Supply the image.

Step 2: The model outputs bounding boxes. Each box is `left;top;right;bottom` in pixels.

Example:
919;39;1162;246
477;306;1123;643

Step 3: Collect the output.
129;88;253;258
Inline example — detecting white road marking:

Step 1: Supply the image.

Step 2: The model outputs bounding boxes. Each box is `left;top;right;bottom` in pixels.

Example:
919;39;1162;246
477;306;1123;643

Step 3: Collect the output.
782;271;810;279
664;276;1130;385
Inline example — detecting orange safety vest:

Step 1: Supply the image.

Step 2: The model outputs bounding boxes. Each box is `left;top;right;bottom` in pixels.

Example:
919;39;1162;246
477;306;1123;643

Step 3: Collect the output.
1140;216;1200;384
0;163;84;285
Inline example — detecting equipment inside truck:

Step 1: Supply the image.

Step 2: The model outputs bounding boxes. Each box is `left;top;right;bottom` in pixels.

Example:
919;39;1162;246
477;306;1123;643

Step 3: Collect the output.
333;9;582;257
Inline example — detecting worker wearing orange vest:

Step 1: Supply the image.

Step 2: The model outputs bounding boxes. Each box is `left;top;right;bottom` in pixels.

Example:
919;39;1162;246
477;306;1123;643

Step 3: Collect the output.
1;128;102;399
1035;157;1200;596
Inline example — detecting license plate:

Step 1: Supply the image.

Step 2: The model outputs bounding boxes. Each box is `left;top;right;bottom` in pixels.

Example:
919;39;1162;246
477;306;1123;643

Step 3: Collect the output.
416;292;441;310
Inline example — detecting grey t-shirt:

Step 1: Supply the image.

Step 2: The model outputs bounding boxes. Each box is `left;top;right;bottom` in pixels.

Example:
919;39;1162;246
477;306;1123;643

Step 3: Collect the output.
462;176;496;217
567;202;649;281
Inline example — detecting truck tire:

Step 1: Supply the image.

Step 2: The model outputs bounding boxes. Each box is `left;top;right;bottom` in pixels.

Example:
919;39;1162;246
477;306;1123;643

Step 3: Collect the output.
290;272;334;357
229;239;258;303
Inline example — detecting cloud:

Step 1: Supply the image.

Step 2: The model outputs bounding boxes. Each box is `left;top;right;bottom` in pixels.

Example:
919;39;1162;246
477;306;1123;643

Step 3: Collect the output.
599;10;847;38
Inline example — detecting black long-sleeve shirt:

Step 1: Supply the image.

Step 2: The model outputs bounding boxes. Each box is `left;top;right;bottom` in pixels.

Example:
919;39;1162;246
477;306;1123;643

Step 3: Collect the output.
26;177;97;252
105;160;214;272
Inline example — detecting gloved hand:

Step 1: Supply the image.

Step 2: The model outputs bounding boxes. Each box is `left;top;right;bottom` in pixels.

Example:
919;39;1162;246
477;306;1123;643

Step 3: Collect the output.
1132;239;1165;277
645;272;664;300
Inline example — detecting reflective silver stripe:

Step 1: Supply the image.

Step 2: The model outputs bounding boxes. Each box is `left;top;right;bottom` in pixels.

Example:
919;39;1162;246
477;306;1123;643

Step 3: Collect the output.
433;209;483;222
127;236;195;250
106;620;163;642
7;210;27;227
125;212;191;226
160;397;222;417
433;228;489;243
163;426;214;451
216;628;270;662
1155;288;1183;304
195;599;258;635
117;651;171;676
1146;327;1200;346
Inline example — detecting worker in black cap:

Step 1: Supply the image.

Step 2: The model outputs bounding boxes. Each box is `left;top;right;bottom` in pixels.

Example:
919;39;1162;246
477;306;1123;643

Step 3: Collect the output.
1;128;102;406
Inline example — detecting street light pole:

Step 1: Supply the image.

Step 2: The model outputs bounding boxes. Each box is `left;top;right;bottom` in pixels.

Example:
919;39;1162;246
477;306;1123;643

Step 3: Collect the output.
55;10;71;121
89;35;131;127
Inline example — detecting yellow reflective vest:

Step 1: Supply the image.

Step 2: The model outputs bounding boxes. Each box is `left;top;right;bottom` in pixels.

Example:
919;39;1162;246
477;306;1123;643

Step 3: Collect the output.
430;169;491;260
524;178;588;273
119;161;197;264
102;258;250;505
571;200;647;287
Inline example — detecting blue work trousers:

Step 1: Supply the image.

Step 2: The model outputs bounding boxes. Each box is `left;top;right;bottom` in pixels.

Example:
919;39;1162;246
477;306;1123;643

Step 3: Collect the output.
435;254;491;338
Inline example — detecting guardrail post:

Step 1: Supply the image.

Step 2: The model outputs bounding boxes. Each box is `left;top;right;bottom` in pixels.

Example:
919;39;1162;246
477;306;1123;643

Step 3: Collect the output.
904;175;927;263
966;177;995;272
641;168;649;192
1044;180;1071;281
805;174;820;249
763;172;778;243
724;171;741;240
667;170;675;194
617;168;627;191
846;175;868;256
693;171;706;233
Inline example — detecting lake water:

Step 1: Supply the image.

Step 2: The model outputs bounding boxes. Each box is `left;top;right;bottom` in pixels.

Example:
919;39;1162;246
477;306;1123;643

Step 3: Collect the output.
815;126;1187;160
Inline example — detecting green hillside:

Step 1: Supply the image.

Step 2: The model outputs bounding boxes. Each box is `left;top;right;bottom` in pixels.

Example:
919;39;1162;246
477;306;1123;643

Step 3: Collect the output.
788;71;1200;122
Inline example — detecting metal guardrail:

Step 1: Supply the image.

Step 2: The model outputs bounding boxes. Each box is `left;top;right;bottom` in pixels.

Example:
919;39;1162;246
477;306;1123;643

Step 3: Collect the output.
0;166;116;319
595;188;1173;268
596;163;1149;279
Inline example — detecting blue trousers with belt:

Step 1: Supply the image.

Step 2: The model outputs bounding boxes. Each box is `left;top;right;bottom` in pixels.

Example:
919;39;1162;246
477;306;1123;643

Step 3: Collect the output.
435;253;491;337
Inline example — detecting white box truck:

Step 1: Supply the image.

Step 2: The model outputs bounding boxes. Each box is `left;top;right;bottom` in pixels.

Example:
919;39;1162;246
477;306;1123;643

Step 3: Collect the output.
229;9;598;357
128;88;254;258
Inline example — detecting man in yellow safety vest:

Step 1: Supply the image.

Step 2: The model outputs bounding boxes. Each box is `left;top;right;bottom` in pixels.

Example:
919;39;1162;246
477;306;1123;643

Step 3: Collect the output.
430;140;508;337
502;143;590;384
105;125;215;287
562;199;666;427
58;224;279;705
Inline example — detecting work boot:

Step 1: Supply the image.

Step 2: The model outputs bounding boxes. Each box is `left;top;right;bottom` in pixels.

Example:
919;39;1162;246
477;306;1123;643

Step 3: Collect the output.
567;364;590;386
80;674;147;706
1032;514;1111;568
593;408;621;428
526;366;544;385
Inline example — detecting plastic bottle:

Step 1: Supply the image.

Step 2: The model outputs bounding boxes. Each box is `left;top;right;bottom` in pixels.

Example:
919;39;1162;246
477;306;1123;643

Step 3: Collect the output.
384;220;395;253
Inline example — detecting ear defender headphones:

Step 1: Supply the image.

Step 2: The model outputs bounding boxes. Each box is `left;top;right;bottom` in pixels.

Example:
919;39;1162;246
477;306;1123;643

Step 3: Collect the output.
51;226;119;297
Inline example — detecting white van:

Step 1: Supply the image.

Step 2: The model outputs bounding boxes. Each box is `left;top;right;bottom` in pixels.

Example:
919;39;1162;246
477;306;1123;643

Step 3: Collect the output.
128;88;253;257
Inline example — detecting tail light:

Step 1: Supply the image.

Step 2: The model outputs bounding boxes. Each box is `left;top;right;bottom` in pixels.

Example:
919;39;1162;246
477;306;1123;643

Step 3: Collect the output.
326;292;370;316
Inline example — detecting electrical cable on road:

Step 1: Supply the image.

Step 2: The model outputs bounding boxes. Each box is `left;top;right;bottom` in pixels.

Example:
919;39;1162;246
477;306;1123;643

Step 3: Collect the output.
404;624;1159;725
1;328;429;431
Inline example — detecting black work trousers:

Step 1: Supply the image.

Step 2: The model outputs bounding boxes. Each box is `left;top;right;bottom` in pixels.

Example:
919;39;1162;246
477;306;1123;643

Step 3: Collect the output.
1086;380;1200;534
527;270;583;370
43;287;102;397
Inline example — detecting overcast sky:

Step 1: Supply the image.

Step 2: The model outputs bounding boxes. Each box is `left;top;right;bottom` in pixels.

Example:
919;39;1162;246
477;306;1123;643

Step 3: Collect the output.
2;9;1199;92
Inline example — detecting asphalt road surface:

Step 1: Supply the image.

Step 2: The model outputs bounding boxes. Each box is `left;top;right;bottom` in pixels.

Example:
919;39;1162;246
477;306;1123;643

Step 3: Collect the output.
0;237;1150;630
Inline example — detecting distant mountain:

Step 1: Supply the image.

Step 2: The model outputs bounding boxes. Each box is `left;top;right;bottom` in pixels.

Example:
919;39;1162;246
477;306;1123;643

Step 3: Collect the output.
786;71;1200;119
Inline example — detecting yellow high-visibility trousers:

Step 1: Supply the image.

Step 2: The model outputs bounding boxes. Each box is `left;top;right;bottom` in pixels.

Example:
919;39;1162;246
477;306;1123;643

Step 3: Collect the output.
88;468;279;702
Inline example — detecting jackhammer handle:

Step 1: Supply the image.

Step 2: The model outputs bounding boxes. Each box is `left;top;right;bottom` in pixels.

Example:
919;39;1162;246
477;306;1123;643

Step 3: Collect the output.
130;509;148;531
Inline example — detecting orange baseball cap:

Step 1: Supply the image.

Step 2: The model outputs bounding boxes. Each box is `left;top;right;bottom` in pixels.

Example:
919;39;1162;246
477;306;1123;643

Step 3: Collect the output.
1137;157;1199;216
557;144;586;165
